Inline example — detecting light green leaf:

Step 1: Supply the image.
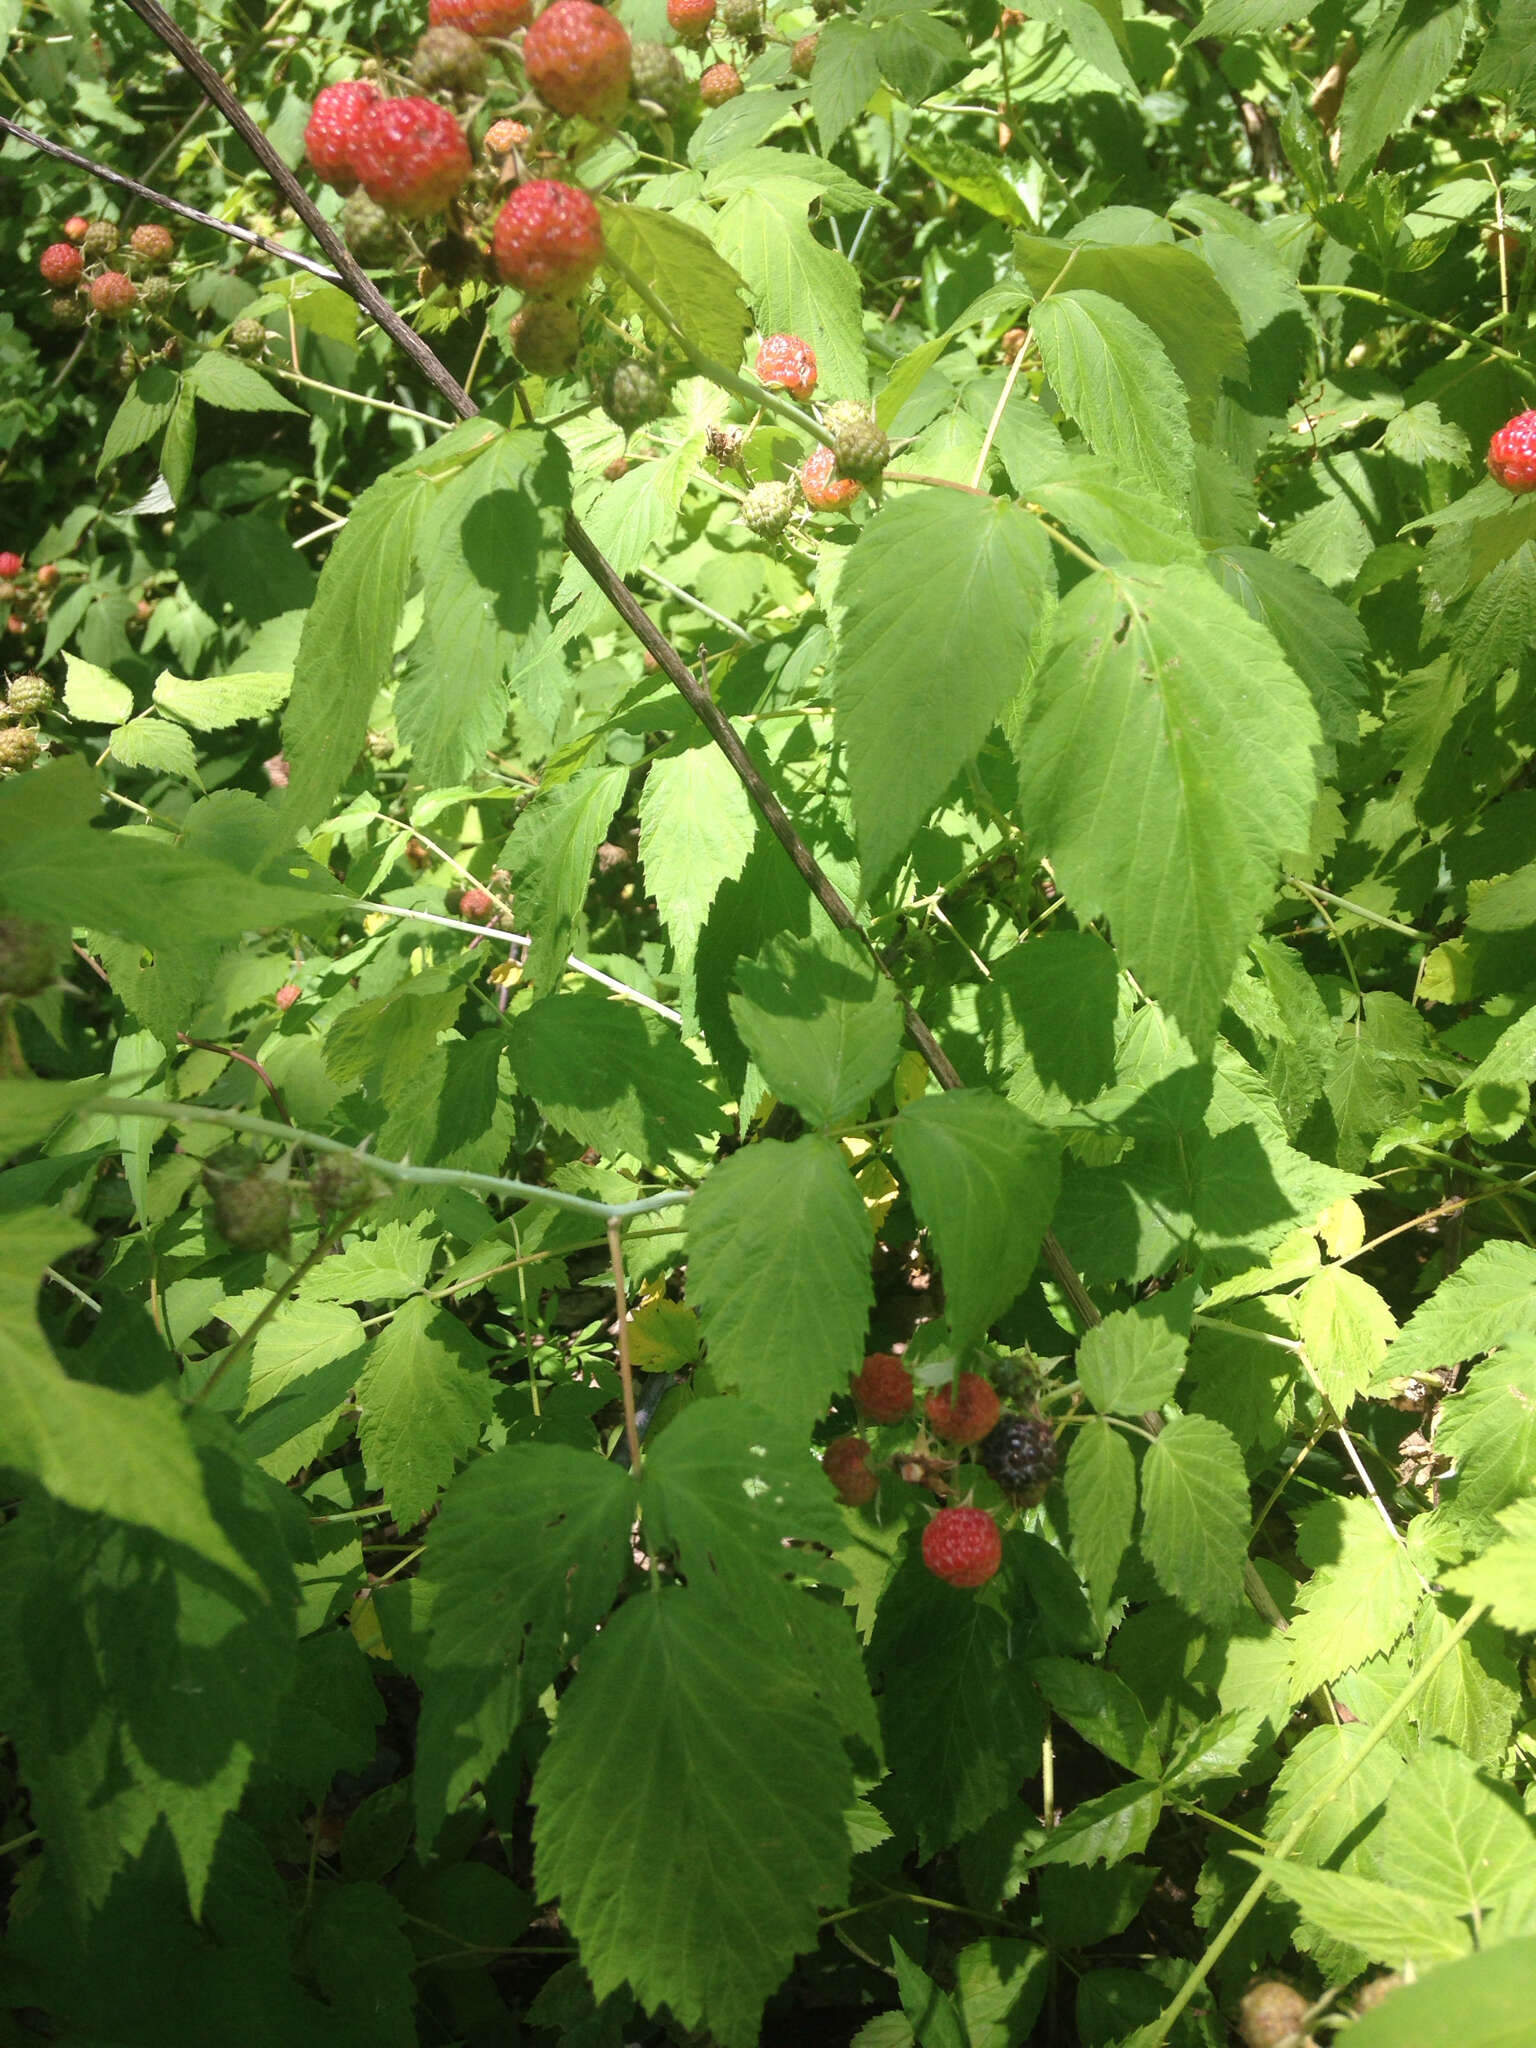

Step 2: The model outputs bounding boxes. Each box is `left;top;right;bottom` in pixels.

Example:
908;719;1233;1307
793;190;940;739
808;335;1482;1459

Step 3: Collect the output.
1241;1858;1473;1964
1029;1657;1160;1777
355;1295;494;1527
98;366;181;475
153;669;291;728
1139;1413;1249;1622
953;1939;1050;2048
1066;1417;1136;1623
1347;1941;1536;2048
186;350;305;414
987;930;1122;1119
730;927;903;1126
889;1092;1060;1351
1027;1782;1164;1866
639;739;757;959
552;433;702;638
1028;0;1136;89
906;134;1031;224
830;492;1054;889
1467;0;1536;113
1376;1740;1536;1919
715;180;868;398
63;652;133;725
506;993;725;1168
1336;0;1469;188
500;763;629;993
1443;1494;1536;1632
1033;290;1195;509
1379;1242;1536;1385
1014;564;1321;1048
108;715;201;783
686;1135;873;1429
810;16;881;149
1076;1282;1194;1417
1434;1343;1536;1516
601;200;752;369
533;1587;854;2048
1212;546;1370;753
1285;1498;1422;1700
1296;1267;1396;1416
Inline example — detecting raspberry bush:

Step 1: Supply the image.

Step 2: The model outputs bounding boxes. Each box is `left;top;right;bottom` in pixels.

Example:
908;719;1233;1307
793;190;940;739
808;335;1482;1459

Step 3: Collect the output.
4;0;1536;2043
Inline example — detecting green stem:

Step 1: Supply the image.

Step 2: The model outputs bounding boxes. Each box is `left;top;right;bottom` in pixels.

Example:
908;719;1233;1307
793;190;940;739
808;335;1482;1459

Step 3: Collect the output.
1284;875;1429;940
1295;281;1533;376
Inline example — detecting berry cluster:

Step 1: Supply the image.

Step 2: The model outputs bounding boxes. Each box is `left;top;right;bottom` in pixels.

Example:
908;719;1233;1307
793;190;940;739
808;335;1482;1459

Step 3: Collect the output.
34;213;179;336
729;331;892;545
1;552;70;657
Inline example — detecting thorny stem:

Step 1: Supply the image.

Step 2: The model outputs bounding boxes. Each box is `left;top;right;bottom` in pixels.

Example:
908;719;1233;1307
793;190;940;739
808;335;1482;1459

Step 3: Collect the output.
177;1032;293;1124
607;1219;644;1474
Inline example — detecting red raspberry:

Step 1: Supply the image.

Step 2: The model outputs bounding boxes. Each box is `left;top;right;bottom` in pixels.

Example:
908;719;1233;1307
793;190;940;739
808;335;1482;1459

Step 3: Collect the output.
667;0;716;39
823;1435;878;1507
523;0;631;120
0;553;22;579
800;443;862;512
493;179;604;297
699;60;743;106
755;331;817;400
484;117;533;155
850;1352;914;1423
922;1506;1002;1588
35;564;59;590
39;243;84;287
129;223;175;266
354;98;472;218
790;32;818;76
925;1371;1001;1447
5;615;26;638
90;272;138;319
458;886;496;921
1488;410;1536;493
274;982;302;1011
304;79;382;193
63;215;90;244
429;0;531;31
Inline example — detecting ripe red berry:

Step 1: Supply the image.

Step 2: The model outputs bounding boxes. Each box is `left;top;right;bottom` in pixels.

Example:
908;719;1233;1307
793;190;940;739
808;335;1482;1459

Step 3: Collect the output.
667;0;716;39
274;982;302;1011
493;179;604;297
1488;410;1536;493
5;615;26;638
851;1351;914;1423
523;0;631;119
90;271;138;319
129;223;175;267
63;215;90;244
823;1435;878;1507
755;331;817;400
699;60;743;106
354;97;473;218
459;886;496;921
0;553;22;579
800;443;862;512
429;0;532;31
922;1506;1003;1588
303;78;382;193
925;1371;1001;1447
39;243;84;287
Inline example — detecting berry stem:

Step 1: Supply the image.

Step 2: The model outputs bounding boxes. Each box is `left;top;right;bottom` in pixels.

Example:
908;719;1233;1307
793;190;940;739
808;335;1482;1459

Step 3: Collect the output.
606;1217;645;1474
176;1032;294;1125
1295;280;1534;376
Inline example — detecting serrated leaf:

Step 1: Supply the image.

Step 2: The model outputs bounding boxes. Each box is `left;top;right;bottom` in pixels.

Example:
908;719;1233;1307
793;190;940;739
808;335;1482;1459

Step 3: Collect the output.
715;179;868;398
1033;291;1195;509
108;715;201;783
1241;1858;1473;1963
1347;1940;1536;2048
639;739;756;959
1443;1494;1536;1631
1138;1413;1249;1621
889;1092;1060;1351
686;1136;873;1429
153;669;291;728
1467;0;1536;112
1296;1267;1397;1416
729;927;903;1126
1212;546;1370;753
63;652;134;724
830;492;1054;888
953;1939;1050;2048
1336;0;1469;188
1066;1417;1136;1622
601;200;752;369
1076;1282;1194;1416
500;763;629;992
1381;1242;1536;1385
1285;1498;1422;1700
552;433;702;638
1382;399;1470;465
891;1941;967;2048
1375;1739;1536;1918
987;929;1122;1118
506;992;725;1168
810;17;881;149
186;350;305;414
1027;1782;1164;1866
1435;1343;1536;1515
98;366;181;475
534;1587;854;2048
1029;1657;1160;1777
906;134;1030;224
1014;564;1321;1048
355;1296;494;1527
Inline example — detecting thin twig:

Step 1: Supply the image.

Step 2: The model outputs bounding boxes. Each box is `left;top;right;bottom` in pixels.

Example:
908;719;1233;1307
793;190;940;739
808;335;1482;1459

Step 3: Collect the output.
178;1031;294;1124
607;1218;644;1473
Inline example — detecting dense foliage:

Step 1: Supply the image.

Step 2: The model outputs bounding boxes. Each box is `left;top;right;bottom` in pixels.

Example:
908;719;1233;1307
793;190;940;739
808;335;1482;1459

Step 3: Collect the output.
3;0;1536;2042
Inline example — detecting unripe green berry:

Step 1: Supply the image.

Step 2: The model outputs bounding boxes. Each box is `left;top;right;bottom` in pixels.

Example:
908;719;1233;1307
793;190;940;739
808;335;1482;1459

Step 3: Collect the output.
205;1167;291;1253
341;189;401;266
509;299;582;376
741;480;798;538
0;915;63;997
602;359;670;432
50;292;89;329
630;39;688;113
138;273;176;311
412;23;489;94
82;219;119;260
6;674;54;718
229;318;268;358
823;399;890;484
720;0;762;34
311;1151;381;1214
0;726;39;771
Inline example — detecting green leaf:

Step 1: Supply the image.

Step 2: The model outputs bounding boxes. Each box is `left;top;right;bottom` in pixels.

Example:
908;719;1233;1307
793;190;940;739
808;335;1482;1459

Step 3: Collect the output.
891;1941;967;2048
1065;1417;1136;1623
1076;1282;1194;1417
729;927;904;1126
638;738;757;960
1434;1343;1536;1516
355;1295;494;1527
686;1136;873;1429
1241;1859;1473;1964
987;930;1122;1118
275;460;434;847
1467;0;1536;113
0;1211;258;1588
1032;291;1196;509
185;350;305;414
715;179;869;399
160;386;197;503
888;1092;1060;1351
1138;1413;1249;1622
1212;546;1370;753
953;1939;1051;2048
506;992;725;1168
533;1587;854;2048
1347;1940;1536;2048
1336;0;1470;188
1014;564;1321;1049
1028;0;1136;88
1029;1658;1160;1777
809;17;881;149
872;0;969;99
1285;1498;1423;1700
869;1542;1044;1854
108;715;201;783
63;651;133;724
601;200;752;368
1296;1267;1396;1416
1026;1781;1164;1866
98;366;181;475
552;432;701;639
153;669;291;728
416;1442;634;1835
1375;1740;1536;1919
1443;1494;1536;1631
1379;1242;1536;1385
905;134;1031;224
1014;236;1247;436
829;492;1055;888
500;763;629;992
